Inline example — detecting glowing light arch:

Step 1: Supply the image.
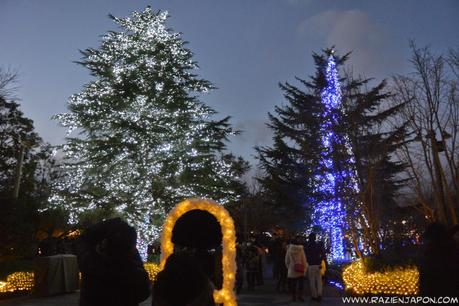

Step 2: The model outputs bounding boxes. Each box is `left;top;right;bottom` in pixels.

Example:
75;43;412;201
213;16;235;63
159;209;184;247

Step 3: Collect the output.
160;198;237;306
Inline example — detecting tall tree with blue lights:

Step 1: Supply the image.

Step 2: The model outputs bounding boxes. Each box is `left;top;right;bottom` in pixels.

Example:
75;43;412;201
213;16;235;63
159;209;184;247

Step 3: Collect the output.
313;53;353;260
50;8;248;258
258;49;408;260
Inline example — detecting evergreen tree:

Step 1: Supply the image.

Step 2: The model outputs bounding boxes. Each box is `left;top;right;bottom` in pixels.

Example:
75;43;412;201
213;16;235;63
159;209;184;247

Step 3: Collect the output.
258;49;408;259
0;98;41;196
51;8;247;257
0;96;56;257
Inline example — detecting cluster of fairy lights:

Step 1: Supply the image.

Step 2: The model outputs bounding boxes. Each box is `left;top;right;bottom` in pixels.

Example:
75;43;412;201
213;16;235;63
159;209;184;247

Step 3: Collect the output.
313;54;361;261
160;199;237;306
144;262;161;281
48;8;241;259
0;272;34;293
0;263;161;294
343;260;419;295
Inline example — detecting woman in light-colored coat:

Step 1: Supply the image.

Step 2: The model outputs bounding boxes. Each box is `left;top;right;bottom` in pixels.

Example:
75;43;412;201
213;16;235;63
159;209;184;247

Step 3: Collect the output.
285;240;308;302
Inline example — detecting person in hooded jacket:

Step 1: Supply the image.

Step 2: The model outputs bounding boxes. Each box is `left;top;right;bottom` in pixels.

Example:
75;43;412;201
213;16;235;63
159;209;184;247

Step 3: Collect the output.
77;218;151;306
285;236;307;302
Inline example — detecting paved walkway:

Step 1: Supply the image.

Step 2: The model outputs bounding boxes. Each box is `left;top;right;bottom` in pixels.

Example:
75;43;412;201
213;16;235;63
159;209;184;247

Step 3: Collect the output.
0;264;348;306
0;280;345;306
0;293;152;306
237;278;344;306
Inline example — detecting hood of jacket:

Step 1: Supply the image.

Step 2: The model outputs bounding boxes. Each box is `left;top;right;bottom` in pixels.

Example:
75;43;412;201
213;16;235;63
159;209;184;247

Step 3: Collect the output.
288;244;303;253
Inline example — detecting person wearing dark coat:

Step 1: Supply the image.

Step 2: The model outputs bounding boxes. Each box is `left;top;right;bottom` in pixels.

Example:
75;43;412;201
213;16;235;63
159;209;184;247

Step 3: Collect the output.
419;222;459;297
304;233;326;301
152;252;215;306
77;218;151;306
276;239;288;293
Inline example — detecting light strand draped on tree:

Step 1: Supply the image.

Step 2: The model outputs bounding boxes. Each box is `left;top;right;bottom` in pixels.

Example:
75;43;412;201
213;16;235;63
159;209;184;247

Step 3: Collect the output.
49;7;246;258
313;54;360;261
257;49;407;260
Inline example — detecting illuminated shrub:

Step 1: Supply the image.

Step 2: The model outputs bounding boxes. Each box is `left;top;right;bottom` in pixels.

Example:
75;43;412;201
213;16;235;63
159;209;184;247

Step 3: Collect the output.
0;272;34;293
343;260;419;296
144;263;161;281
0;281;7;292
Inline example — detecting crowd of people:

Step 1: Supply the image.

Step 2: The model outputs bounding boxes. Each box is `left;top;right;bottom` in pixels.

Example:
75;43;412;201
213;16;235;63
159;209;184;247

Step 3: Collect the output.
75;218;459;306
273;233;327;302
75;218;329;306
233;233;327;302
77;218;217;306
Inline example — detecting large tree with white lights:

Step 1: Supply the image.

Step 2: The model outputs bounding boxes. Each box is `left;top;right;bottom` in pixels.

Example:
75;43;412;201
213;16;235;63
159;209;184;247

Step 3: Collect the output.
50;8;247;257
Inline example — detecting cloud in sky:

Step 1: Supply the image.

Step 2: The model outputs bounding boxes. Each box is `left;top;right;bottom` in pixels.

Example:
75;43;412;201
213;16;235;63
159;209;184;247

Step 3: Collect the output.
234;119;272;145
298;9;403;79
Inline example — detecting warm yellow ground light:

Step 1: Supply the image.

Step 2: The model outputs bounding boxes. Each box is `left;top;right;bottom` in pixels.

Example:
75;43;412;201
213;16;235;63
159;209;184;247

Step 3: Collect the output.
0;264;161;294
0;281;7;292
0;272;34;293
343;260;419;295
144;262;161;281
160;198;237;306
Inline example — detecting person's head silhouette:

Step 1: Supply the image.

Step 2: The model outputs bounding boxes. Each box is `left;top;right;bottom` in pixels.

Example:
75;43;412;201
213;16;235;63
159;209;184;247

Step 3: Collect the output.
153;252;214;306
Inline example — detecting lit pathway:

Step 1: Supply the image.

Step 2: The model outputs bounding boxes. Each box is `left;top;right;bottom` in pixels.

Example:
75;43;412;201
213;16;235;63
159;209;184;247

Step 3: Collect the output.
0;293;152;306
0;268;348;306
0;284;345;306
0;281;366;306
237;278;344;306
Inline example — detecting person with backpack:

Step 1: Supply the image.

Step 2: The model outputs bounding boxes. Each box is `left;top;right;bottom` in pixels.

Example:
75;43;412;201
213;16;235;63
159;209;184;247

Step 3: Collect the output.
285;236;307;302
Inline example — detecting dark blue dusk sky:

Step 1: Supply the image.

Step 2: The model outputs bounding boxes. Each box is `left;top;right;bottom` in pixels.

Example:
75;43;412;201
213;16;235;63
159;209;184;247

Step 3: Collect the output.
1;0;458;171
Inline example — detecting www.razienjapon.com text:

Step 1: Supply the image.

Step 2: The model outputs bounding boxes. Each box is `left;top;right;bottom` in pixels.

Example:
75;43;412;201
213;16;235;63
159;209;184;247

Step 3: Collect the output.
342;296;459;304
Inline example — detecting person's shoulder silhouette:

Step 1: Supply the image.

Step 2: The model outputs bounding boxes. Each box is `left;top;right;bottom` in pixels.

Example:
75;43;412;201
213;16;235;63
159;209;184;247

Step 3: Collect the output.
152;252;215;306
77;218;151;306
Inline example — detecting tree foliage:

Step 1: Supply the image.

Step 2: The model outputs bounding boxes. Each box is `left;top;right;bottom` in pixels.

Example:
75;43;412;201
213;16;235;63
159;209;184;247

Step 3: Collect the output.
0;94;57;258
257;49;409;257
50;8;248;256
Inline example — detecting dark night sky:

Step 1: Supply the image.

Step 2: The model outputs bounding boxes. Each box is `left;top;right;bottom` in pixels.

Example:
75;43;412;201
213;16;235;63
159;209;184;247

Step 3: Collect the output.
1;0;458;173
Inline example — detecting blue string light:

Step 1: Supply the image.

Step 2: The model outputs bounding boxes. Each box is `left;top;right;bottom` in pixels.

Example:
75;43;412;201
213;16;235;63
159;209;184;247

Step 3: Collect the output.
312;54;354;261
329;280;345;290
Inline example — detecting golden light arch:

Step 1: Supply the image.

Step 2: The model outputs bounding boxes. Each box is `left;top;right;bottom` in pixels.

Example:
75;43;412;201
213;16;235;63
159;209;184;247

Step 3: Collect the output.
160;198;237;306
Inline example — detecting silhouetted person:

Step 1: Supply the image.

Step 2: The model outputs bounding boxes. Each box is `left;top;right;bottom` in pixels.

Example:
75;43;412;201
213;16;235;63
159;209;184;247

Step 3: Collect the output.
318;240;327;285
285;237;307;302
77;218;150;306
271;235;283;280
244;241;259;291
276;239;288;293
254;241;264;285
152;252;215;306
451;225;459;247
304;233;325;301
419;222;459;297
38;236;59;256
236;243;244;294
